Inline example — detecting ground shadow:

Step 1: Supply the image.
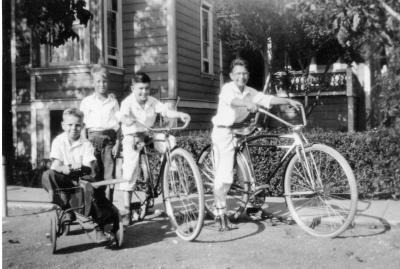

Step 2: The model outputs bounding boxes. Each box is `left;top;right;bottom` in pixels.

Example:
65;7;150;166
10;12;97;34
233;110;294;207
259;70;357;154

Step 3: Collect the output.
262;198;392;239
195;215;267;244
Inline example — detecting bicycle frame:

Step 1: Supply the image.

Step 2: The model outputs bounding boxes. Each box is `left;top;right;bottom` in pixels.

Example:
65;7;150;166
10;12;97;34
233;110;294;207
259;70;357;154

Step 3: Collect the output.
232;106;316;197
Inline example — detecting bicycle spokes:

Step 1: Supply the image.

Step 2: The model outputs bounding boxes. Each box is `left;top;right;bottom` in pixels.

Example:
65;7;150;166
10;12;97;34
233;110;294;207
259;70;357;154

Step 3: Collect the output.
285;144;357;237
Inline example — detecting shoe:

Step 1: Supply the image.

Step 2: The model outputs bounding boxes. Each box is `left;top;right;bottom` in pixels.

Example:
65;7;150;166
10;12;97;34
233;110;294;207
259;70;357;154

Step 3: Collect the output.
215;214;238;232
61;211;76;224
95;229;110;243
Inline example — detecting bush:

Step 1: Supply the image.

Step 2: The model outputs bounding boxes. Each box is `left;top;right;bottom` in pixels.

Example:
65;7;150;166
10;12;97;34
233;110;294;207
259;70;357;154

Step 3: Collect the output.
177;128;400;199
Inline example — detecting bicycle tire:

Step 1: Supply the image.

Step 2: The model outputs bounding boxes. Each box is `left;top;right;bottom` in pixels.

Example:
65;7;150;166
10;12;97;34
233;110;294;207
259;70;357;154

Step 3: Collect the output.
197;145;253;220
163;148;204;241
130;153;152;221
284;144;358;238
50;211;58;254
116;210;124;248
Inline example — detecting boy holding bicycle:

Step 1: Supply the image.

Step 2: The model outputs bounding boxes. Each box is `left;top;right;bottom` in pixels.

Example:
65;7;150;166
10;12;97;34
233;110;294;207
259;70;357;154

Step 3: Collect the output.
119;72;190;225
212;58;302;231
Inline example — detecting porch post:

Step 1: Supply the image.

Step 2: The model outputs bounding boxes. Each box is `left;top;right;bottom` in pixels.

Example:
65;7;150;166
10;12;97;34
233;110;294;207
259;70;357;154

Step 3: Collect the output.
167;0;177;108
346;66;355;132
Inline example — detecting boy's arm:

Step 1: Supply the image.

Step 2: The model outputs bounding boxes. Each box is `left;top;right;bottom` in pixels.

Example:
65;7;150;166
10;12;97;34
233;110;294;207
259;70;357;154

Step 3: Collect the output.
269;96;302;108
156;101;191;123
51;159;71;175
164;110;191;122
112;124;122;158
231;98;258;113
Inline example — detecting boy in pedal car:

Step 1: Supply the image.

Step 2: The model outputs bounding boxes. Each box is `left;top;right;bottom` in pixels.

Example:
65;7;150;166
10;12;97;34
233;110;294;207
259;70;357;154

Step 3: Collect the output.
42;108;119;244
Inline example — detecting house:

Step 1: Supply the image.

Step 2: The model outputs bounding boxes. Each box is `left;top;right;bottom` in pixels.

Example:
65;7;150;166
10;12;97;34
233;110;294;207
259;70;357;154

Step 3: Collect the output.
11;0;222;166
9;0;373;169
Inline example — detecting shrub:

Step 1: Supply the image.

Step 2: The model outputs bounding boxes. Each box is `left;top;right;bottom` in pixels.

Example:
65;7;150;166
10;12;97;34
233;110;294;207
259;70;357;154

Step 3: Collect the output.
177;128;400;199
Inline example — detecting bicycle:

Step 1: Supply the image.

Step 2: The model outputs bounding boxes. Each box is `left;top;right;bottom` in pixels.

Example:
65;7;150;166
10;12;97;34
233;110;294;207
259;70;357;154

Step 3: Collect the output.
197;106;358;238
125;119;205;241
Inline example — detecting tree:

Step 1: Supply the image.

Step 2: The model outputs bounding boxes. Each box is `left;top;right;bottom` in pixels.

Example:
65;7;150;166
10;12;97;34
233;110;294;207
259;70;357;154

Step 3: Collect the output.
290;0;400;128
18;0;93;47
2;1;93;184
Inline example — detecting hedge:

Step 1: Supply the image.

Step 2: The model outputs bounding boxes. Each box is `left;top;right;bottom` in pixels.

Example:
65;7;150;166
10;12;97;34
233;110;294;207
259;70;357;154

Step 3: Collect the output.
177;128;400;199
11;128;400;199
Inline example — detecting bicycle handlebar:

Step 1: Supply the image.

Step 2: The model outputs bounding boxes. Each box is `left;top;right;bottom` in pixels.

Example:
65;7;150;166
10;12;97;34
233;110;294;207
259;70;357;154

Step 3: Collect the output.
134;117;190;132
258;104;307;129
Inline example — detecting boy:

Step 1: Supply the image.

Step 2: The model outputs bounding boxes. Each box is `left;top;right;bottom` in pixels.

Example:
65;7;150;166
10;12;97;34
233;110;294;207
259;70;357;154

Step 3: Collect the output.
80;64;120;201
212;58;302;231
42;108;119;243
119;72;190;225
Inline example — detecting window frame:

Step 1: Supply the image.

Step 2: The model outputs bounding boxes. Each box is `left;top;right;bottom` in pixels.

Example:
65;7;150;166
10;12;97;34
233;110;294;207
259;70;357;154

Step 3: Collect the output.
200;1;214;75
103;0;123;67
40;22;88;67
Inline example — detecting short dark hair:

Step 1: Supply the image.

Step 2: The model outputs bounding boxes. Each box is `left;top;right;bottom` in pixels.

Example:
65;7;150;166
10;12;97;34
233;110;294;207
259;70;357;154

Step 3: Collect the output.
131;72;151;84
63;107;84;121
91;64;109;78
229;58;249;73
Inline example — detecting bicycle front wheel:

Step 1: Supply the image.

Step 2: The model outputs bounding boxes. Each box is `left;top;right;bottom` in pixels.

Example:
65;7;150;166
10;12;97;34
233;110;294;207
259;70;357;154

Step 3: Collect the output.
163;148;205;241
284;144;358;238
197;145;253;221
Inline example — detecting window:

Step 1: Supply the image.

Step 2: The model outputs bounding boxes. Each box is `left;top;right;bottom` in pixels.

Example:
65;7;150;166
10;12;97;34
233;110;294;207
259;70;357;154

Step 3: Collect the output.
104;0;122;67
200;1;213;74
40;22;87;66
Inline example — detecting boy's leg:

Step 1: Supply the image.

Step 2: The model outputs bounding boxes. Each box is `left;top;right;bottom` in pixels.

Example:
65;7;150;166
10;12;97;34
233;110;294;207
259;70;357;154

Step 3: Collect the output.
102;142;115;201
120;135;142;225
211;127;237;231
88;131;117;201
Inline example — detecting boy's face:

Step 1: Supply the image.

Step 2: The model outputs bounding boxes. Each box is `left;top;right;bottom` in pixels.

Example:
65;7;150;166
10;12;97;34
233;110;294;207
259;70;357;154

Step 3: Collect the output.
230;65;249;89
132;82;151;104
62;115;83;141
93;73;108;95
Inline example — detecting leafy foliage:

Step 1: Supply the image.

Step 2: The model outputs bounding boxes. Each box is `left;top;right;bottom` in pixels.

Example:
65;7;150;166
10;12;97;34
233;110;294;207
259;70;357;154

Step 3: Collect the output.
18;0;93;47
176;129;400;199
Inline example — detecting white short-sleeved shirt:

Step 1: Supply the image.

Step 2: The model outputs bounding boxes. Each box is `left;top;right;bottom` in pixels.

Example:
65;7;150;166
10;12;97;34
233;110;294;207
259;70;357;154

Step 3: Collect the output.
212;81;272;126
120;94;169;135
49;133;96;169
80;93;120;131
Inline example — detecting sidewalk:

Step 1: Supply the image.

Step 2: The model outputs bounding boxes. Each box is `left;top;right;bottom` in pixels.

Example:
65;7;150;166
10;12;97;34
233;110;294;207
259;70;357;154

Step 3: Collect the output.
4;186;400;227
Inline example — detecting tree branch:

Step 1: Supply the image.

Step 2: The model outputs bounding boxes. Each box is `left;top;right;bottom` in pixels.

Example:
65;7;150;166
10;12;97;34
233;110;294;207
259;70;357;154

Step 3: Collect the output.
378;0;400;22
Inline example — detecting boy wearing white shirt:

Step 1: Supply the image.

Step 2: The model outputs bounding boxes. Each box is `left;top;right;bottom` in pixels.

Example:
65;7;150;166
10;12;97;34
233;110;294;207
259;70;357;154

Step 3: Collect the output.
42;108;119;243
119;72;190;224
212;58;302;231
80;65;120;201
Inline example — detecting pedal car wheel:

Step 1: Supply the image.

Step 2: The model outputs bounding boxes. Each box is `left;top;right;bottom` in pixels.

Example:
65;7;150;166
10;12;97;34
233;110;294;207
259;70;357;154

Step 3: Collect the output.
50;211;58;254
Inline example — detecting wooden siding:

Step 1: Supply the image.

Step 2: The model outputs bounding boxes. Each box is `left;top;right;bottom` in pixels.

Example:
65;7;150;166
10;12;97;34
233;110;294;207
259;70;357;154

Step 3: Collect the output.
175;0;220;102
175;0;220;127
179;107;214;130
122;0;169;98
35;72;123;100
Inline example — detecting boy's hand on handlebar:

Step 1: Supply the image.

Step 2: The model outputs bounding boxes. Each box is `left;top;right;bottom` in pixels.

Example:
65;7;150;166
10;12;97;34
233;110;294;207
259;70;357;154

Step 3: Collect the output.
179;112;191;123
246;101;258;113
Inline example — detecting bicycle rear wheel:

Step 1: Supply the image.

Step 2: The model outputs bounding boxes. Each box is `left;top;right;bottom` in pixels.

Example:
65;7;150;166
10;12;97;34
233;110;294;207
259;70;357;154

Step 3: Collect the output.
131;153;152;221
163;148;204;241
284;144;358;238
197;145;253;220
49;211;58;254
